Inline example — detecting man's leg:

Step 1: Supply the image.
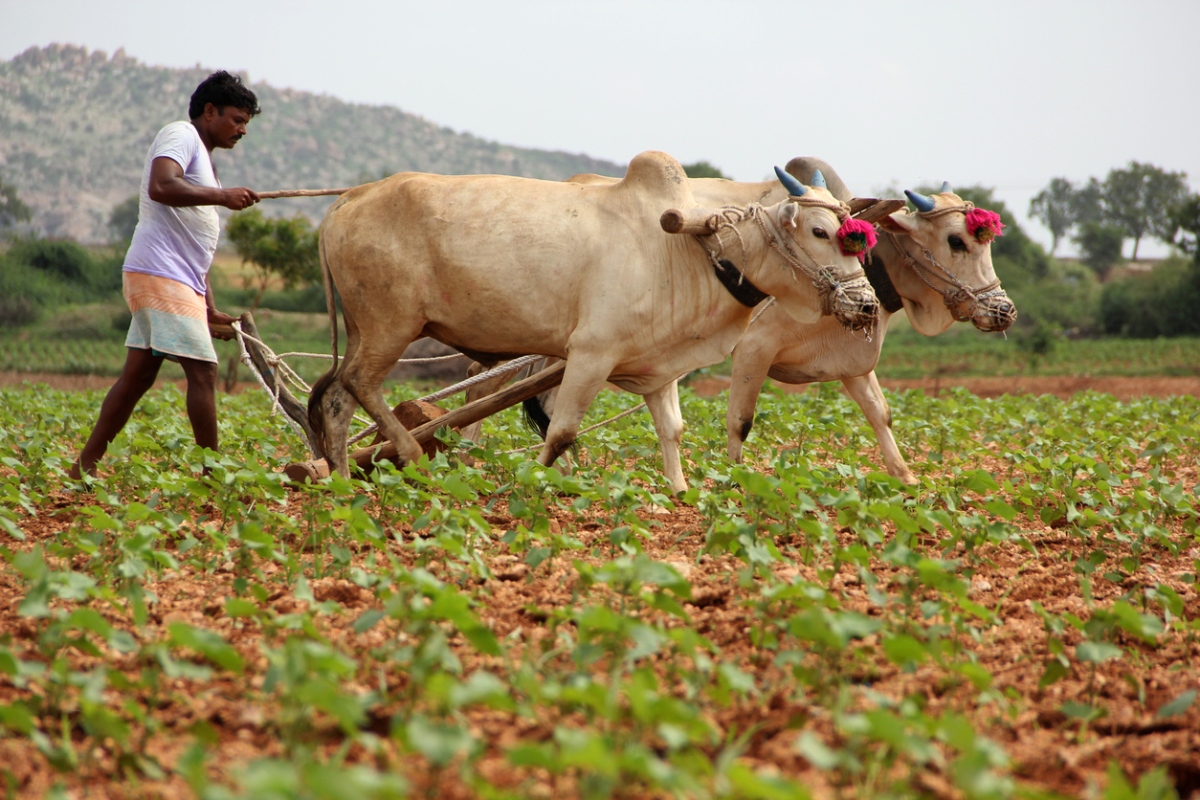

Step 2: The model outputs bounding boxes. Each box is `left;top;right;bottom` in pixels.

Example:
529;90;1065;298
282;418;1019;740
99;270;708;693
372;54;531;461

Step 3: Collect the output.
179;356;220;453
71;347;163;478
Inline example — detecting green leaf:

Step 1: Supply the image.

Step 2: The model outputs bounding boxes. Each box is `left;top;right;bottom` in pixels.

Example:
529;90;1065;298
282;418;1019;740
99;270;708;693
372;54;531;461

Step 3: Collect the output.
168;623;244;674
1076;640;1123;664
1156;689;1196;719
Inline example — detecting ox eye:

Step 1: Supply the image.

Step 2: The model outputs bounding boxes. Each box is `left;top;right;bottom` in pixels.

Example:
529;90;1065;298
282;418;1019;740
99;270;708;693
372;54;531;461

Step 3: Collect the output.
948;234;968;252
812;227;829;240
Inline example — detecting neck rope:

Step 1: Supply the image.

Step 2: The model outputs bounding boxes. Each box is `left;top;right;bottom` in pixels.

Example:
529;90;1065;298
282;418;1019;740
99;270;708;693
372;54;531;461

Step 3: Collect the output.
696;198;871;319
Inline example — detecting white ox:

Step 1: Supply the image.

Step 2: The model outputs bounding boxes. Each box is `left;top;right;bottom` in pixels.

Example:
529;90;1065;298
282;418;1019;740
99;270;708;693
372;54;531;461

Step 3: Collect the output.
512;158;1016;484
723;158;1017;482
308;151;879;490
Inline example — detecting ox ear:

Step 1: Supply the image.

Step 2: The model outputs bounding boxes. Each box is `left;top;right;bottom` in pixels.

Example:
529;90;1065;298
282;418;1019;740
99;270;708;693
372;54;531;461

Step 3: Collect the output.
879;210;919;234
779;202;802;229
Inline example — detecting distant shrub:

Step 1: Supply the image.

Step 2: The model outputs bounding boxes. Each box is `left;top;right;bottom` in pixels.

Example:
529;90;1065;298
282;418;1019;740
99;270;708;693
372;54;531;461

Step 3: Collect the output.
1100;257;1200;337
995;254;1100;334
0;236;124;328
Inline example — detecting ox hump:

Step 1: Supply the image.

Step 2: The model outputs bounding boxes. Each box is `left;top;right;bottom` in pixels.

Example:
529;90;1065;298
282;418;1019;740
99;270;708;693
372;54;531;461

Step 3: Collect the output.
612;151;695;207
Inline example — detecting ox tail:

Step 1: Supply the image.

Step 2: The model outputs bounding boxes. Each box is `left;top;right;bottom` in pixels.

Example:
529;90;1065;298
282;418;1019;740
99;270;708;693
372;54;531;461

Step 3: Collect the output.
521;397;551;441
521;393;578;455
307;224;340;459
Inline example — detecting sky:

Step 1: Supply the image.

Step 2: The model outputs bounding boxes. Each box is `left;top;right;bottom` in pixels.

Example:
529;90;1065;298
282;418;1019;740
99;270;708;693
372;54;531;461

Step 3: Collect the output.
4;0;1199;257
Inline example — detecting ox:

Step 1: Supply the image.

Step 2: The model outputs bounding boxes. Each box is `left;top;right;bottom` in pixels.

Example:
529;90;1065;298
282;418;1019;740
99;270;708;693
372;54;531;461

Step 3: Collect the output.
510;158;1016;484
725;157;1017;482
308;151;879;491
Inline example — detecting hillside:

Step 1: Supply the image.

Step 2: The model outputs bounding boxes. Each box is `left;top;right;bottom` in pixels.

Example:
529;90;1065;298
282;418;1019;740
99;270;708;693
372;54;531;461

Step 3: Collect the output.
0;44;625;242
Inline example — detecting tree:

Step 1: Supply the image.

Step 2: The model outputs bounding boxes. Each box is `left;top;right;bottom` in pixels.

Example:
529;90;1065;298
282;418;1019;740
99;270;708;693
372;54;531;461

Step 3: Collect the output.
682;161;729;180
108;195;140;243
1101;161;1189;261
1028;177;1075;255
1171;193;1200;258
1073;222;1125;281
1072;177;1105;225
1;175;32;232
224;208;320;312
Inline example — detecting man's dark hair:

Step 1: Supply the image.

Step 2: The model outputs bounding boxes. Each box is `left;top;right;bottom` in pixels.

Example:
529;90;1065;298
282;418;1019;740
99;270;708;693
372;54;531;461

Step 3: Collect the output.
189;70;261;120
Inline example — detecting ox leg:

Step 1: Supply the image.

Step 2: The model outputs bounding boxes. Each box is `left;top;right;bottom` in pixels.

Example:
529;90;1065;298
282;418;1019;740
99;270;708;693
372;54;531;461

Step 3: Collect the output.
319;378;360;476
644;380;687;493
535;357;613;472
726;347;775;463
842;371;917;484
339;344;425;472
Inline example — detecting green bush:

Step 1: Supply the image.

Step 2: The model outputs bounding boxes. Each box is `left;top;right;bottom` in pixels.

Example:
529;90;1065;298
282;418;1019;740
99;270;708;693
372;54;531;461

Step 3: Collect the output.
1100;257;1200;337
0;236;124;325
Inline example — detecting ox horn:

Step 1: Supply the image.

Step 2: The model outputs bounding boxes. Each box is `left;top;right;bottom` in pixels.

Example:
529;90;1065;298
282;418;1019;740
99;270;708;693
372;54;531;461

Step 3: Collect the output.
905;189;937;213
811;169;827;189
940;181;951;193
775;166;808;197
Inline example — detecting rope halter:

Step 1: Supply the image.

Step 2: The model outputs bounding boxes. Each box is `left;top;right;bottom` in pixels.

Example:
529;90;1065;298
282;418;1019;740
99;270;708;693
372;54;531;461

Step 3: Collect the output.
697;196;879;334
885;201;1015;327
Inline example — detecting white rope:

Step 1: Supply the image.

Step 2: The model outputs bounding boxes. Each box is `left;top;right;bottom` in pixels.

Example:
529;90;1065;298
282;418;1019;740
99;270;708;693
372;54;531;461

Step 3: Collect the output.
232;321;310;443
503;401;648;455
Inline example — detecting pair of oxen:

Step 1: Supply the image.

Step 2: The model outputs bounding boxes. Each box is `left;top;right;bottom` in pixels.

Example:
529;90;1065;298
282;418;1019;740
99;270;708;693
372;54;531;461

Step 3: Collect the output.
308;153;1017;490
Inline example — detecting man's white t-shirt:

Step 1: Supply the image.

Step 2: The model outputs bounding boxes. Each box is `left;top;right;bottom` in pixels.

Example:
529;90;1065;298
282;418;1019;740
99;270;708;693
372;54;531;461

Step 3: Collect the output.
123;121;222;296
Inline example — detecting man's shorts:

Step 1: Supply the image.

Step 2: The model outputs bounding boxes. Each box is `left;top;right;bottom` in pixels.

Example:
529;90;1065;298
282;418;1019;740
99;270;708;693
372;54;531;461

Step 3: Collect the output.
123;271;218;363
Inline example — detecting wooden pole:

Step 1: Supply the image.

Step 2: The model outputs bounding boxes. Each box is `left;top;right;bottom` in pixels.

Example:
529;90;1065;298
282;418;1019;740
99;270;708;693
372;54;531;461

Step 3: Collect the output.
284;359;567;483
257;188;351;199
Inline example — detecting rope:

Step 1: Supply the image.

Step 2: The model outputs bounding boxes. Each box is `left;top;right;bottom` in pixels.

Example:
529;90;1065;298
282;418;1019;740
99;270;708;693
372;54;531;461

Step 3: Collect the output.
504;401;648;455
231;321;312;443
882;228;1003;322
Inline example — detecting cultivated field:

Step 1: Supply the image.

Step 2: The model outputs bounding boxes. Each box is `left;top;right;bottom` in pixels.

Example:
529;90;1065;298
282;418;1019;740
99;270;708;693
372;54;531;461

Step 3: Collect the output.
1;378;1198;799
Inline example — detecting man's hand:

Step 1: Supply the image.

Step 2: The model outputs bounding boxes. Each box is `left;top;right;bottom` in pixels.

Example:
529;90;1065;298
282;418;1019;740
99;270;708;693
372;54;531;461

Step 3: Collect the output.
208;308;239;340
221;188;260;211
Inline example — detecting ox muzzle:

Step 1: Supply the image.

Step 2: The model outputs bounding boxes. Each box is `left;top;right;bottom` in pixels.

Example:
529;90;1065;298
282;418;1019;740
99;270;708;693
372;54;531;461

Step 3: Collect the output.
817;268;880;333
944;287;1017;333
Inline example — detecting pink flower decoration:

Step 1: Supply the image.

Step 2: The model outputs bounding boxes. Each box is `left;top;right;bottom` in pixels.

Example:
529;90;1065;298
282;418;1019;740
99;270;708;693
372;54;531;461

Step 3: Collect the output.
965;208;1005;244
837;217;878;261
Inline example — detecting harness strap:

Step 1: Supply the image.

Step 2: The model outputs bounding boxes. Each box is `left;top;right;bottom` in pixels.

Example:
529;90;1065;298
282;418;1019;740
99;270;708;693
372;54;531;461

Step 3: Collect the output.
863;250;904;313
712;259;770;308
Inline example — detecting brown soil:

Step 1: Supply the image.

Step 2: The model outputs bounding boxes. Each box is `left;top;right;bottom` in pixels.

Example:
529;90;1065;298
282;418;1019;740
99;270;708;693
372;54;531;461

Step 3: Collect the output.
2;372;1199;798
5;371;1199;402
689;375;1200;401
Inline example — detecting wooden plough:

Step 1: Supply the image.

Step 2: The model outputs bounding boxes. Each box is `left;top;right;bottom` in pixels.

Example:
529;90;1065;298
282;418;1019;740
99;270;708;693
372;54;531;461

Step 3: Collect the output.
216;311;565;484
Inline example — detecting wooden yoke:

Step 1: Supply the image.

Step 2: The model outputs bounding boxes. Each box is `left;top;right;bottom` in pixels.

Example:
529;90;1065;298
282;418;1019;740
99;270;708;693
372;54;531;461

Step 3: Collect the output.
849;197;906;224
283;360;567;483
660;207;720;235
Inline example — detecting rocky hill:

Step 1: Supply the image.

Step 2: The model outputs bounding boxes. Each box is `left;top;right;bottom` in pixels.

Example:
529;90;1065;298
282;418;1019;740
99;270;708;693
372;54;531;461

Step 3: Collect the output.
0;44;625;242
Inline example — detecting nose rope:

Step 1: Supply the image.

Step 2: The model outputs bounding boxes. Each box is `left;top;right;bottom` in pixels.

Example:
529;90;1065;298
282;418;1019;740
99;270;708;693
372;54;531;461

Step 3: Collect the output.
692;199;878;333
882;228;1006;322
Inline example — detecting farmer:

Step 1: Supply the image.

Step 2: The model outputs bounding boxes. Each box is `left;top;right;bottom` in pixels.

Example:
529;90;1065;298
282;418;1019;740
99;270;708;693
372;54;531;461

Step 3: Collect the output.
69;70;261;479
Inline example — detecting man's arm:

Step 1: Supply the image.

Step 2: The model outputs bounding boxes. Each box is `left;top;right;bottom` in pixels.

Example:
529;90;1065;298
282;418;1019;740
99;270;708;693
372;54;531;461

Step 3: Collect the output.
148;157;259;210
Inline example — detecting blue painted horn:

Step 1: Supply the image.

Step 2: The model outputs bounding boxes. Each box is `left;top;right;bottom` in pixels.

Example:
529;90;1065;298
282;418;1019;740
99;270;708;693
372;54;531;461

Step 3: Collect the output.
775;166;808;197
940;181;951;193
811;169;827;189
905;189;937;213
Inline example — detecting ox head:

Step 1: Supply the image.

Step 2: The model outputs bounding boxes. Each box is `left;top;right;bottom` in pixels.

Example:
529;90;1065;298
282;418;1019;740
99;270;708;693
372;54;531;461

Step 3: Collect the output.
764;168;880;329
880;186;1016;335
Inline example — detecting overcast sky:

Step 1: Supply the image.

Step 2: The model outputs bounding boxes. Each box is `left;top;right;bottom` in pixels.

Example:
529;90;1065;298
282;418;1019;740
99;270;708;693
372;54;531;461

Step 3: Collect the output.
4;0;1198;256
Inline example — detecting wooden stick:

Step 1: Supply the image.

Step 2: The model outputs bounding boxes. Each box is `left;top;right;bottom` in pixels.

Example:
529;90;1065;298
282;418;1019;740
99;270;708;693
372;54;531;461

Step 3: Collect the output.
660;207;719;235
851;198;906;224
284;360;567;482
257;188;352;199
